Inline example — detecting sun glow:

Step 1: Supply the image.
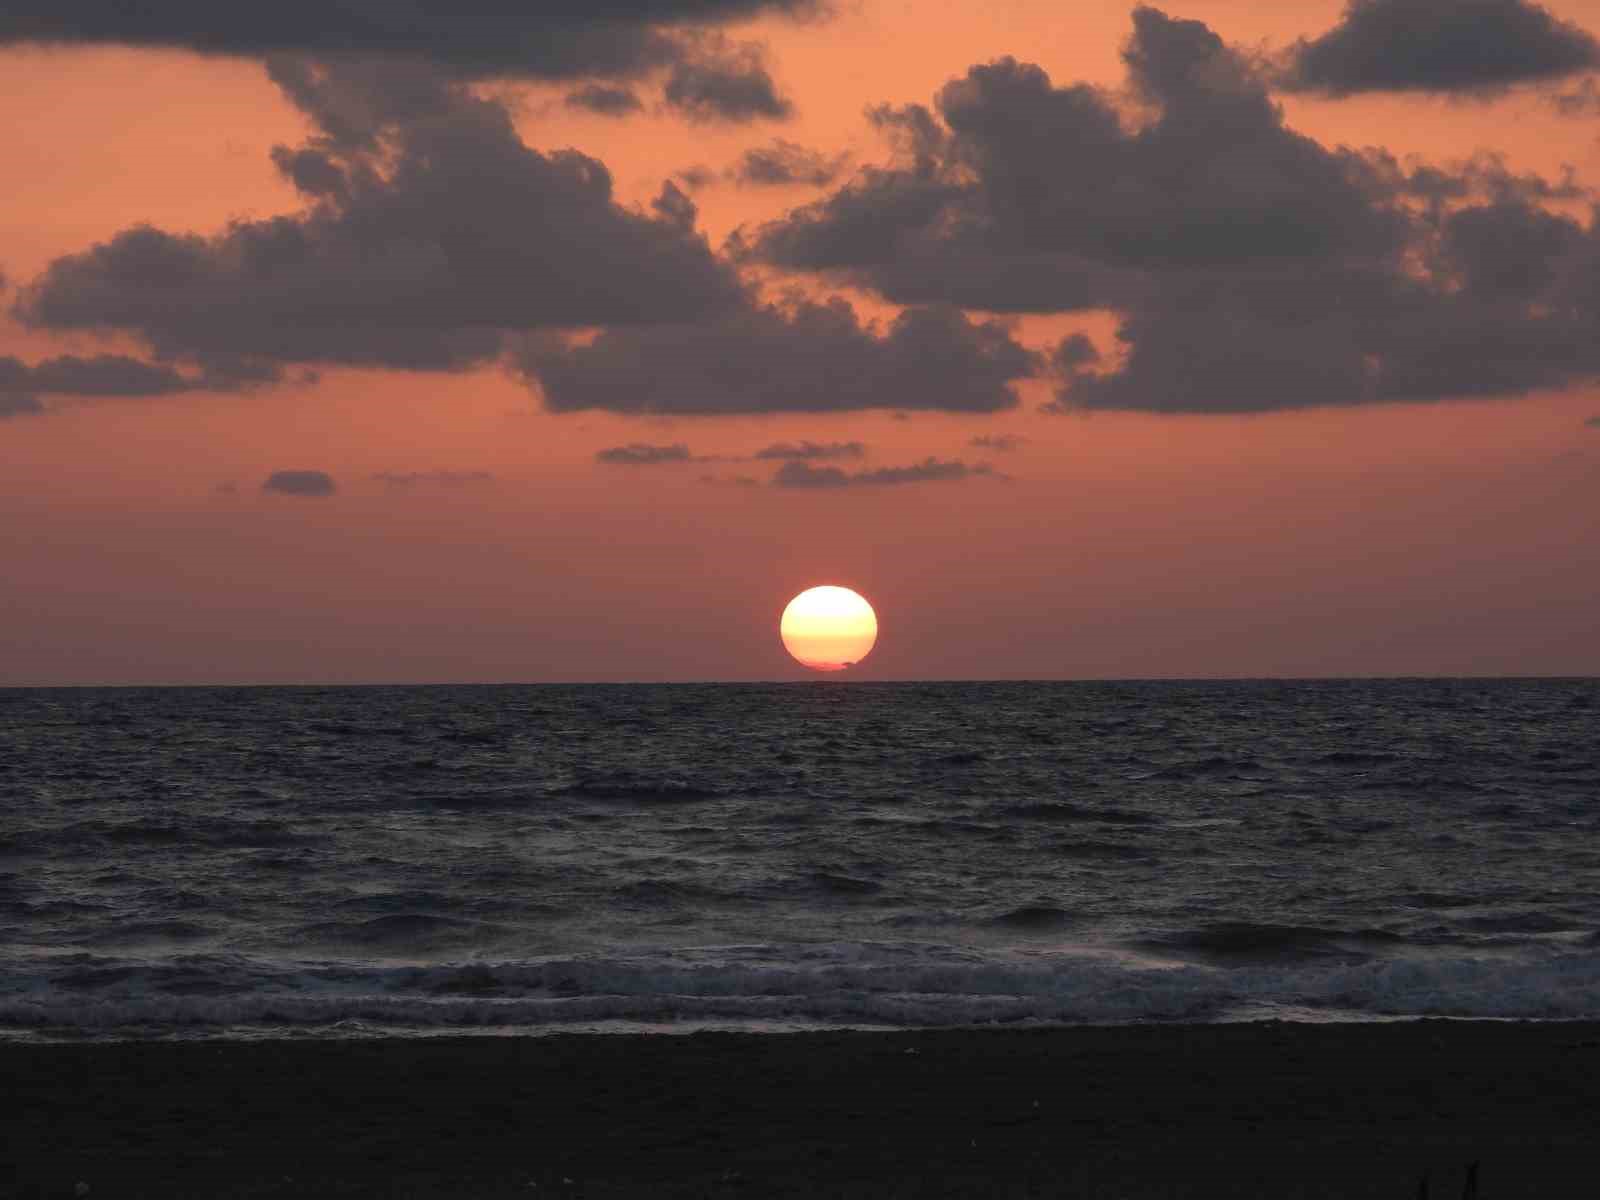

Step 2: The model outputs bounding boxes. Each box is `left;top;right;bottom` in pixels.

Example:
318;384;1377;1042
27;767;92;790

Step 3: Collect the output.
781;586;878;672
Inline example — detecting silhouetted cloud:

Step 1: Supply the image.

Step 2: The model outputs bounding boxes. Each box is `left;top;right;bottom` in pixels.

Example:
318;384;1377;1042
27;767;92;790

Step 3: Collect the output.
520;298;1033;414
676;164;718;190
970;433;1024;451
743;7;1600;413
0;354;198;397
263;470;337;497
0;1;821;82
0;392;44;419
1551;77;1600;114
1586;415;1600;428
596;443;696;465
699;472;761;487
564;84;643;116
752;440;865;460
772;457;996;487
731;139;845;185
14;60;744;375
663;41;793;121
747;9;1405;313
1281;0;1600;96
373;470;494;486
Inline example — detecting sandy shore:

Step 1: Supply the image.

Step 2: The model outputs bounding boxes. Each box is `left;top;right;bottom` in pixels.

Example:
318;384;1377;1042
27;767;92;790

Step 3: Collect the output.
7;1021;1599;1198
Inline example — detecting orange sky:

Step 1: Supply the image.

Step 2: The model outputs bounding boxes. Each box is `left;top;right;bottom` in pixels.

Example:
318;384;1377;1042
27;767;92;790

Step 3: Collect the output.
1;1;1598;683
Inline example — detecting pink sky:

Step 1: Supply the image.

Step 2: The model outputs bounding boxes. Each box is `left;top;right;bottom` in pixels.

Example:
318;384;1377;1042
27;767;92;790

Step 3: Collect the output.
1;1;1597;683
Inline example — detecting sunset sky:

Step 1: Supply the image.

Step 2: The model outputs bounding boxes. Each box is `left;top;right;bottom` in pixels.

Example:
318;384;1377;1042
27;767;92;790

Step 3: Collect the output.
3;0;1598;684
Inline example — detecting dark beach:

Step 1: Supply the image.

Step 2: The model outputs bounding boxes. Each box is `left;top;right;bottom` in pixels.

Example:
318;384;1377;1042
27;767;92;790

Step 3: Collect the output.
8;1021;1598;1198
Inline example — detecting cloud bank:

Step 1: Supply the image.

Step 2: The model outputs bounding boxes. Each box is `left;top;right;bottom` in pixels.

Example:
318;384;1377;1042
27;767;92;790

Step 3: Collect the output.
520;298;1033;414
0;1;818;82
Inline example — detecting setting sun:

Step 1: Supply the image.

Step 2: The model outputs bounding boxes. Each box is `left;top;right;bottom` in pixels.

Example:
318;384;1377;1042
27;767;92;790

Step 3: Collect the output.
780;586;878;672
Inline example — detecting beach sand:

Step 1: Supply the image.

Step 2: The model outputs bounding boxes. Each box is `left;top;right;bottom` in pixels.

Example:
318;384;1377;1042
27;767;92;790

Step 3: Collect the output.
7;1021;1599;1198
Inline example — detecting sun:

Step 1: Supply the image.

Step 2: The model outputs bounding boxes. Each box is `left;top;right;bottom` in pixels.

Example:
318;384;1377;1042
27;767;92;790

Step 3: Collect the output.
781;586;878;672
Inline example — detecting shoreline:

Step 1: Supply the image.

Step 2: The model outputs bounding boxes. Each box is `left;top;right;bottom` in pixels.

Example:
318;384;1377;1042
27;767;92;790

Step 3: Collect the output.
10;1020;1599;1198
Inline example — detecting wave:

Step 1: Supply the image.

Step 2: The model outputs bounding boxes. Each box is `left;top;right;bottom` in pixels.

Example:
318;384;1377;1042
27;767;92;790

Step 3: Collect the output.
5;945;1600;1035
1000;804;1157;825
1139;922;1407;962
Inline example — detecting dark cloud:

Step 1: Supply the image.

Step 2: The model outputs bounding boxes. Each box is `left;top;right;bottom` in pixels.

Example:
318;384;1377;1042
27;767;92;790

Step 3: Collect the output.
263;470;337;497
0;1;820;81
663;41;793;122
746;9;1405;313
373;470;494;486
0;354;198;396
595;443;696;465
970;433;1025;451
700;472;761;487
1586;416;1600;428
772;457;995;487
752;440;866;460
741;7;1600;414
1551;77;1600;114
1281;0;1600;96
565;84;643;116
0;392;44;419
731;139;845;186
14;60;744;374
519;298;1034;414
676;164;718;190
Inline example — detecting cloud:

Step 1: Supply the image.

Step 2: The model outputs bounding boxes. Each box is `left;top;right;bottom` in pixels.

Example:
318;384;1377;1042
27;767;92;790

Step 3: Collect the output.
731;139;845;186
373;470;494;486
970;433;1025;451
700;472;761;487
663;40;793;121
0;1;821;82
772;457;996;487
0;353;199;396
564;84;643;116
746;9;1405;313
262;470;336;497
0;393;44;419
1550;76;1600;114
743;7;1600;413
1280;0;1600;96
519;297;1034;414
14;60;744;375
752;440;865;460
595;443;697;465
1586;416;1600;428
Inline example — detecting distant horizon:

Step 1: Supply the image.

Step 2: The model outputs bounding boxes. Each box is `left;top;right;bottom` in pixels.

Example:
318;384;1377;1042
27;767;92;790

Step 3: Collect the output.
7;673;1597;690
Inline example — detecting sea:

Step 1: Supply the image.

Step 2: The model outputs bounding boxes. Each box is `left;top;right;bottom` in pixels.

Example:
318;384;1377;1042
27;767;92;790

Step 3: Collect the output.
2;678;1598;1041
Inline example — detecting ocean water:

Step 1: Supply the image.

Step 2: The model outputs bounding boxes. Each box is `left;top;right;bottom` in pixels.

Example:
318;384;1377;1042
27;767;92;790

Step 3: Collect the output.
2;679;1598;1040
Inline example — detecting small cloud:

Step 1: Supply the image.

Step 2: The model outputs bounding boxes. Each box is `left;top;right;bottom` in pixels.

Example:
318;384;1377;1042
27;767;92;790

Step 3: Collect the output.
731;139;847;186
263;469;337;497
752;440;865;461
676;164;717;190
0;392;44;419
1550;76;1600;114
664;41;793;123
595;442;695;465
772;457;999;488
970;433;1025;452
1586;415;1600;428
1280;0;1600;96
373;470;494;486
564;84;643;116
700;472;761;487
214;481;239;495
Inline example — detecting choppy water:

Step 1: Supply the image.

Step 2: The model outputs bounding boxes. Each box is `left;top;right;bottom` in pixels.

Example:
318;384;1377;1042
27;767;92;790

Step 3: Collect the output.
2;679;1598;1039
